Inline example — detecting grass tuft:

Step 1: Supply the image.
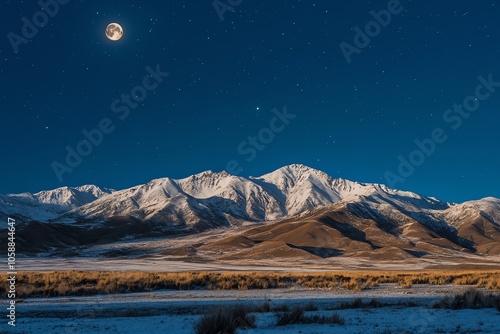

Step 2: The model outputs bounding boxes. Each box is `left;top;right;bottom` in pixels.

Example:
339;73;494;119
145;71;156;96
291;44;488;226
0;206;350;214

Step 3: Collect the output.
194;304;255;334
432;288;500;310
276;306;345;326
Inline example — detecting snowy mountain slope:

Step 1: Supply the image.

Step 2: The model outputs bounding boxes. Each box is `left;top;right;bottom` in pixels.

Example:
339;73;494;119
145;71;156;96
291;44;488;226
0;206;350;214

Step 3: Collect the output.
0;194;64;222
63;178;234;230
339;184;453;236
177;170;286;220
436;197;500;228
65;164;452;229
255;164;451;219
253;164;343;216
0;185;114;222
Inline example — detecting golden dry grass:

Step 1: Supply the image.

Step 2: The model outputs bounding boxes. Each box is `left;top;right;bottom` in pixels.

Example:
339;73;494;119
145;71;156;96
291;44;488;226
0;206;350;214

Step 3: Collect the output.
2;270;500;298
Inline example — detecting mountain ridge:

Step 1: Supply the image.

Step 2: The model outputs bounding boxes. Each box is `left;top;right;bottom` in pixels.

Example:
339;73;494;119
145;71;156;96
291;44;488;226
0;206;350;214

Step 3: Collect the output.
0;164;494;227
1;164;499;261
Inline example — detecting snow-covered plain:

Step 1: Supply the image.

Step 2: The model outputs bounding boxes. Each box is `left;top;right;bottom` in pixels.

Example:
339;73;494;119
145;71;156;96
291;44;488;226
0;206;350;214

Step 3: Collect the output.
11;285;500;334
17;253;500;272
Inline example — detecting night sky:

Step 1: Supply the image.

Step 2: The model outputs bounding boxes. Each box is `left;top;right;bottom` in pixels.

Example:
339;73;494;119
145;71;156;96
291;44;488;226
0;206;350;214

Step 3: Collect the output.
1;0;499;203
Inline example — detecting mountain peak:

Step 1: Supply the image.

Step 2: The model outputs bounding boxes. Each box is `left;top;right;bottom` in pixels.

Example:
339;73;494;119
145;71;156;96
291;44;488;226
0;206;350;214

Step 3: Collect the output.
187;169;231;179
260;164;327;180
277;163;318;173
73;184;113;192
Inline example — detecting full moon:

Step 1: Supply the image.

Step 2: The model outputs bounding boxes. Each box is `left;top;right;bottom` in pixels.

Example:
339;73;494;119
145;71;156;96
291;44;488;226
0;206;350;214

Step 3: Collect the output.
105;23;124;41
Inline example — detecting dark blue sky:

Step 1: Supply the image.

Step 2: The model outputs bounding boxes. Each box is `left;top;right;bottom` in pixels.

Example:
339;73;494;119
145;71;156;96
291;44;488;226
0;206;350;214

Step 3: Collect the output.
1;0;499;203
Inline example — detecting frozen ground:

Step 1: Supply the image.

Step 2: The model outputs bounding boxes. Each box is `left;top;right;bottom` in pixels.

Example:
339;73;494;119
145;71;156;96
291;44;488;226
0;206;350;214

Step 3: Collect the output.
17;255;500;272
8;285;500;334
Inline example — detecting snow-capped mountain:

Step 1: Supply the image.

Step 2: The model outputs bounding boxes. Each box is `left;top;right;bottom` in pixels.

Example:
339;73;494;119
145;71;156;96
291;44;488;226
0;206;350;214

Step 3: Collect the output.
59;164;455;230
0;185;114;222
0;164;493;228
1;164;499;257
